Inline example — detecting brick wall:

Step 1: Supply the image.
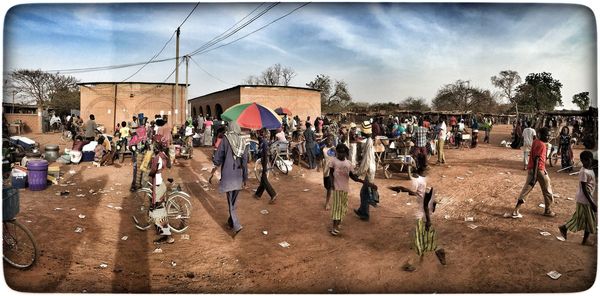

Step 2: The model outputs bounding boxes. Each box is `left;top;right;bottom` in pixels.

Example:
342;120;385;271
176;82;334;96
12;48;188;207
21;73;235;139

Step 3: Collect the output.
4;113;41;134
79;83;187;133
188;86;321;126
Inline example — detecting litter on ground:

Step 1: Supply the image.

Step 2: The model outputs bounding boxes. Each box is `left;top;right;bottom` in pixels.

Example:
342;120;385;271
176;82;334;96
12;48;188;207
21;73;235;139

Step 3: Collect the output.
279;241;290;248
547;270;561;280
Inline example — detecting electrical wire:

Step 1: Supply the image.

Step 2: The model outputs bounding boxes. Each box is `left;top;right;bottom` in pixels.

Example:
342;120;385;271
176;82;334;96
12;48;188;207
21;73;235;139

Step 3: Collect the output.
189;56;233;85
119;30;176;82
191;2;310;56
178;2;200;29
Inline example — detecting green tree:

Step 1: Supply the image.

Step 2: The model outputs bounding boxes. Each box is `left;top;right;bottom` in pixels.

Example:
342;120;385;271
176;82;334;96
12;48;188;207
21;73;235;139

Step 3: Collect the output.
491;70;522;116
514;72;562;112
432;80;496;112
400;96;430;111
572;91;590;110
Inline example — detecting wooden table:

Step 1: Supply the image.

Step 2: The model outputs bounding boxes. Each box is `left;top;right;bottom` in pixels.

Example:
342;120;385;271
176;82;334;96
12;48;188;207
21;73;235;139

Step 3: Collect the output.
9;123;23;135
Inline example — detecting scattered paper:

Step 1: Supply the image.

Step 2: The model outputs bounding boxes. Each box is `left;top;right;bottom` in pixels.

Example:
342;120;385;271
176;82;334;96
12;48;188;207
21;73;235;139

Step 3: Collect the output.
69;169;76;175
392;193;398;196
89;189;94;193
114;183;122;186
538;204;546;208
467;170;473;174
547;270;561;280
467;224;478;229
444;215;450;220
26;220;32;223
171;261;177;267
441;175;447;178
181;234;190;240
153;248;163;253
262;230;268;235
260;209;269;215
506;172;512;175
107;204;114;208
406;202;411;205
556;236;565;241
279;241;290;248
70;208;76;211
78;214;86;219
121;236;128;241
540;231;551;236
499;172;505;175
99;263;108;268
464;217;474;222
567;197;574;201
303;189;310;192
74;227;83;233
54;207;63;211
456;177;465;180
201;167;208;171
114;206;122;210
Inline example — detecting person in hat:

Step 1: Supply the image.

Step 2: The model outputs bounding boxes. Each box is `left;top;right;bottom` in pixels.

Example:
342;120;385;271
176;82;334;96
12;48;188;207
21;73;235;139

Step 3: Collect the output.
356;121;377;192
254;128;278;203
213;121;249;235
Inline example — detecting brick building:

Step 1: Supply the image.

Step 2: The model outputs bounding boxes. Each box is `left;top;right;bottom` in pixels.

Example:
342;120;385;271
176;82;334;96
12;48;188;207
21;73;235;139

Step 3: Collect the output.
78;82;188;132
189;85;321;123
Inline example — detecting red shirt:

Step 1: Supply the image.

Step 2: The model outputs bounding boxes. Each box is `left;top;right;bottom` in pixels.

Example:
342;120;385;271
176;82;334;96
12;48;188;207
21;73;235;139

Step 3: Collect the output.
527;139;547;171
449;116;457;126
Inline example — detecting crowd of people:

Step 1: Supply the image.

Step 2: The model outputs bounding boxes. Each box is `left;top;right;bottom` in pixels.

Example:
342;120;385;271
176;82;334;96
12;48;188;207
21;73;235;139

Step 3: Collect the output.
50;110;596;272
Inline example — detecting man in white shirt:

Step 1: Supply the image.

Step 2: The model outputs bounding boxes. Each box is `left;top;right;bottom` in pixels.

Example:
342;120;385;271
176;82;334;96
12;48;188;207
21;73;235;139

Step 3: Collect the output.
436;118;447;164
521;121;537;170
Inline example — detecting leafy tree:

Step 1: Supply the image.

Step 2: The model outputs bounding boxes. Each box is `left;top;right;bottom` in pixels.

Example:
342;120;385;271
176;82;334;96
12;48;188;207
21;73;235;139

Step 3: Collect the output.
7;69;80;130
491;70;522;116
400;97;430;111
432;80;496;112
306;74;352;111
572;91;590;110
514;72;562;112
243;63;296;86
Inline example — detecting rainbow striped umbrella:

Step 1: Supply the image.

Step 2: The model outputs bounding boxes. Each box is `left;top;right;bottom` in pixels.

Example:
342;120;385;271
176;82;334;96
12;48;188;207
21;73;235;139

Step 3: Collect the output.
221;102;282;130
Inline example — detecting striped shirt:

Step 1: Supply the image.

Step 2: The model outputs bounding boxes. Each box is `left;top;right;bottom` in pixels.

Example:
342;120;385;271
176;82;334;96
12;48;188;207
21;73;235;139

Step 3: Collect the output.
412;126;428;147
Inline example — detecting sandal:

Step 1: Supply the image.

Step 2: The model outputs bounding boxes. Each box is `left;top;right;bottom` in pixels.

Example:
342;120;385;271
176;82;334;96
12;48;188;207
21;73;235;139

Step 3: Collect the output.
330;229;340;236
154;236;175;245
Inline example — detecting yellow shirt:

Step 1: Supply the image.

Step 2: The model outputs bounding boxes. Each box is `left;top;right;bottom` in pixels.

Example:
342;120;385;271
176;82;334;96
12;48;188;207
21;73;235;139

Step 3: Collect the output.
119;127;130;138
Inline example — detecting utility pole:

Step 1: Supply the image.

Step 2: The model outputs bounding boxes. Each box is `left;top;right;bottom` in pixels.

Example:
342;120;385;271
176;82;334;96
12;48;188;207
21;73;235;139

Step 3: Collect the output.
185;55;189;121
12;90;16;113
174;27;180;125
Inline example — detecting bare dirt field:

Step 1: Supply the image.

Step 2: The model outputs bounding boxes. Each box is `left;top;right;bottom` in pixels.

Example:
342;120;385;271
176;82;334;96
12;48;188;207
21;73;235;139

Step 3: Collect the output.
2;125;597;293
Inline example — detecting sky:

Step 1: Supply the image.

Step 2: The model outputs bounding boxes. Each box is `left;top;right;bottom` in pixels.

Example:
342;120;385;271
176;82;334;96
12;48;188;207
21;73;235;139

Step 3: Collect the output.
1;1;598;110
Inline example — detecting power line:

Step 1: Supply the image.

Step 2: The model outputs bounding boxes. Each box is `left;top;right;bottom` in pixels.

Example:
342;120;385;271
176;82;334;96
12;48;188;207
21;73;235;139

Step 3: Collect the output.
189;56;233;86
188;2;279;57
191;2;310;56
120;30;176;82
178;2;200;29
162;57;185;83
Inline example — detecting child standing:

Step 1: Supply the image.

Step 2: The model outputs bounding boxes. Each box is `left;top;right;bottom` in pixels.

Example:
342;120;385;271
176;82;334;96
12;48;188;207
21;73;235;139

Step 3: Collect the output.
559;151;597;245
389;171;446;271
328;143;376;236
322;134;336;210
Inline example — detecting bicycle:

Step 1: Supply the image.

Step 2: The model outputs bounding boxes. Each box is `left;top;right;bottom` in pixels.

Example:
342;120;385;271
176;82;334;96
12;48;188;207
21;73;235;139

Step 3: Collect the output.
254;142;290;180
131;179;192;233
3;187;38;269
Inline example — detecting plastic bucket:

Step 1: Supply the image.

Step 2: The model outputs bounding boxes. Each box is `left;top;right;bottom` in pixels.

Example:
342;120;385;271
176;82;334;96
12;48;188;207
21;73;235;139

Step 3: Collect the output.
27;159;49;191
2;187;19;220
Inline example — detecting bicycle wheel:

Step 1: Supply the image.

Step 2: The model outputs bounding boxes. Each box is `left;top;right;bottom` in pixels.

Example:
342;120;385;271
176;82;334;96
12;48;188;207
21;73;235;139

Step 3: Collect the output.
3;220;38;269
275;157;289;175
166;193;192;233
254;158;270;181
132;189;152;231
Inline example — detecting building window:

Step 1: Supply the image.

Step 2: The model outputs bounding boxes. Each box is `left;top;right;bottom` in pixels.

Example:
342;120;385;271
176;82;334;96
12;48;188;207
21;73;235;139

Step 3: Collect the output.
206;105;212;118
199;106;204;116
192;107;197;117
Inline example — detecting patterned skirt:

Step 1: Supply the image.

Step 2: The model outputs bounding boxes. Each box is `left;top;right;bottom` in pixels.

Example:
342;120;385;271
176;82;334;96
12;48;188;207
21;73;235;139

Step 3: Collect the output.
413;219;438;256
331;190;349;221
565;202;597;234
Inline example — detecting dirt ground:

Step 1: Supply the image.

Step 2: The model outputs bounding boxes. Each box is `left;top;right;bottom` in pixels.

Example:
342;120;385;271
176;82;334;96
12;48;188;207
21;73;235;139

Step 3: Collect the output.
2;125;597;293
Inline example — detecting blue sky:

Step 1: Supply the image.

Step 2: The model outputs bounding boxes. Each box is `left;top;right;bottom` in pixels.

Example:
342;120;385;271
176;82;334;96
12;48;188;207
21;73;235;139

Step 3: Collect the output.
2;1;597;110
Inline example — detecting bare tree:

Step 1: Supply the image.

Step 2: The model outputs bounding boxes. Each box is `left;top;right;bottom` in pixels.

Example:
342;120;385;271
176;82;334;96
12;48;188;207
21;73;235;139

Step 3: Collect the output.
306;74;352;111
400;97;430;111
491;70;522;116
432;80;496;112
243;63;296;86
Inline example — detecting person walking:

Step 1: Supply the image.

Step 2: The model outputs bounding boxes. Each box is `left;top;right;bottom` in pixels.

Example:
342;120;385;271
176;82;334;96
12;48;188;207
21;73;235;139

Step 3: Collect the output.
322;135;336;210
148;140;174;244
357;121;376;183
348;123;359;167
329;143;375;236
557;126;574;172
436;118;446;165
522;122;536;170
254;128;277;203
558;151;597;245
213;121;249;235
412;120;429;173
509;127;556;218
